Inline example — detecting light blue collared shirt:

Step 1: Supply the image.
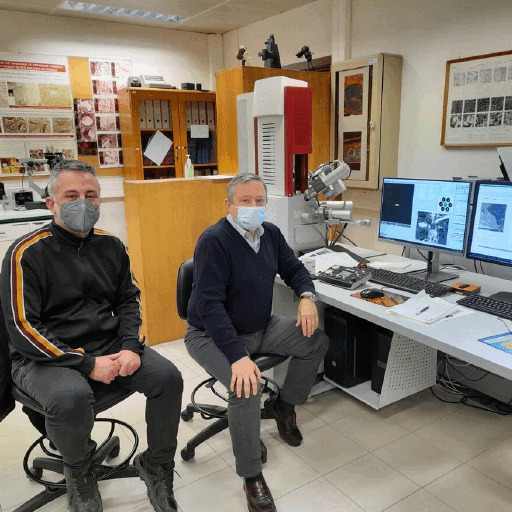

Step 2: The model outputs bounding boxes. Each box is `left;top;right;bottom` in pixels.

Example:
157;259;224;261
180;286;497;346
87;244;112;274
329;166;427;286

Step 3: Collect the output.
227;214;264;253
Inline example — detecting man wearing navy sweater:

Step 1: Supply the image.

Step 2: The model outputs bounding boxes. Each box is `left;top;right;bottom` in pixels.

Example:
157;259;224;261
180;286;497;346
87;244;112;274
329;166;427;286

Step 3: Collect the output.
185;174;329;512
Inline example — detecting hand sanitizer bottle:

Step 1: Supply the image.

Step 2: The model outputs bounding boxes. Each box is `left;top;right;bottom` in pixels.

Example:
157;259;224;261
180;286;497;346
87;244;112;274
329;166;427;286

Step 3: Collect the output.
184;154;194;179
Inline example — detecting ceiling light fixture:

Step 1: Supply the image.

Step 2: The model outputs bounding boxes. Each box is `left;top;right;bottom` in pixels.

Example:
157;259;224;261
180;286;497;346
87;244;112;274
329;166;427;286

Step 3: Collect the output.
60;1;186;23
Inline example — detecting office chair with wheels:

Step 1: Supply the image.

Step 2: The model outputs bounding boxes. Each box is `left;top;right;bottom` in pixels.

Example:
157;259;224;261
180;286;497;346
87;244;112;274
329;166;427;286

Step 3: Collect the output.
176;258;287;463
0;305;139;512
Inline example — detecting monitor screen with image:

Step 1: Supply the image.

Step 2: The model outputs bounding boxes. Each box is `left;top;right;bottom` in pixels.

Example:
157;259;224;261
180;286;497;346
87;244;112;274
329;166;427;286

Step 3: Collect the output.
466;180;512;267
379;178;472;281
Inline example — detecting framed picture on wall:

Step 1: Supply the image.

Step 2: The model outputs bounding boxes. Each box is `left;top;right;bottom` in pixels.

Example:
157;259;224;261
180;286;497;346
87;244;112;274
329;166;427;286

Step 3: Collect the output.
441;50;512;147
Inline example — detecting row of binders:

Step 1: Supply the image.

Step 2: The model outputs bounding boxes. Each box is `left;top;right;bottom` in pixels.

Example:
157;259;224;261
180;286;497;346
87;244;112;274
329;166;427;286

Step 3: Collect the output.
139;101;216;131
139;100;172;130
184;101;216;131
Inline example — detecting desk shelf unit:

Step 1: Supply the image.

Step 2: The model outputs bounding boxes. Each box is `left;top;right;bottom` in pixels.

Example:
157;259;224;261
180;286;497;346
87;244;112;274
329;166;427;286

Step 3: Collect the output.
325;333;437;410
118;87;217;180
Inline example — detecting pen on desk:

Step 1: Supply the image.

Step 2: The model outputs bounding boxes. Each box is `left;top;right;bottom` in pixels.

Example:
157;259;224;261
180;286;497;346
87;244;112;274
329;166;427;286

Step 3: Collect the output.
416;306;429;316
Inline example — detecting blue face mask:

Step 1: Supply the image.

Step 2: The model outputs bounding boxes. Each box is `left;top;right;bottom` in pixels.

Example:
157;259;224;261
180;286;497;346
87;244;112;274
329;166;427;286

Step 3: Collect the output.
234;206;266;231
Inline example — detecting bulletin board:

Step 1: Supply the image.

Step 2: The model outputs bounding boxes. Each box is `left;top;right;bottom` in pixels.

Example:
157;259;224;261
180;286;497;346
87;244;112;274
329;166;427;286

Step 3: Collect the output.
68;57;125;176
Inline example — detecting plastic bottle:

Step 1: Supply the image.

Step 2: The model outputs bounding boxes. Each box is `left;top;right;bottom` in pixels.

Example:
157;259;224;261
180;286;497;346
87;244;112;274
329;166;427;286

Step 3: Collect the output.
184;154;194;179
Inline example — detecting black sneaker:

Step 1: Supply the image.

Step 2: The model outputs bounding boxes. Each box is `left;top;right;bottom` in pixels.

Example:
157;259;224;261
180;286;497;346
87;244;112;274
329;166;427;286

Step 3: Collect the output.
63;464;102;512
134;451;178;512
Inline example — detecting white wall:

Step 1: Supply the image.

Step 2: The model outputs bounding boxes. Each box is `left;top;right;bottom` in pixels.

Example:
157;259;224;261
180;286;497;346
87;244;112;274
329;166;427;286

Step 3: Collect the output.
223;0;332;70
350;0;512;181
0;10;211;88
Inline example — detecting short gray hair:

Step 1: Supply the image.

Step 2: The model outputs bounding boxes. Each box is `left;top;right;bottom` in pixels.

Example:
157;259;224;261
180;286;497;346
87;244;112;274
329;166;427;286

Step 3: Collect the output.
227;173;267;202
47;159;98;198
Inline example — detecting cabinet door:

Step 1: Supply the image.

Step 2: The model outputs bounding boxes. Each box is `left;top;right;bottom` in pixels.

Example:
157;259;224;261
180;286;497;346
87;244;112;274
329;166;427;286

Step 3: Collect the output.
140;95;181;180
175;95;217;178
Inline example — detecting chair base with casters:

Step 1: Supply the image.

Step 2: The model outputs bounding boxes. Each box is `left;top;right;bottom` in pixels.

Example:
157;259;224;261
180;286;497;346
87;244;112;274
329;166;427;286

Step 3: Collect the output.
180;353;287;463
11;383;139;512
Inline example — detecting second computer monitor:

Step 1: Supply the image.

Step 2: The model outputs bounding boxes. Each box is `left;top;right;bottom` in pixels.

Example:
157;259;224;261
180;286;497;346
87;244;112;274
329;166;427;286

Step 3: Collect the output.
379;178;472;254
466;180;512;267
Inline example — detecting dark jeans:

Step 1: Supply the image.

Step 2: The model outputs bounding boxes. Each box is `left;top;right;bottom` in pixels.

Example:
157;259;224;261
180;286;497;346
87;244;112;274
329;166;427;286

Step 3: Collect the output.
184;315;329;478
11;346;183;469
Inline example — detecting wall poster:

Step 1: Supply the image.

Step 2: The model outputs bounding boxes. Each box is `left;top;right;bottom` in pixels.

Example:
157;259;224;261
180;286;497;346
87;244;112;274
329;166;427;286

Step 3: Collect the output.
89;59;131;168
441;50;512;147
337;68;370;181
0;52;77;175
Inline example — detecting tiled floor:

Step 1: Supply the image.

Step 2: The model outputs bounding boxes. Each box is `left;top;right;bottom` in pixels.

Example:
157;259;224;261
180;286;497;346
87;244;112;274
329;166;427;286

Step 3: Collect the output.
2;339;512;512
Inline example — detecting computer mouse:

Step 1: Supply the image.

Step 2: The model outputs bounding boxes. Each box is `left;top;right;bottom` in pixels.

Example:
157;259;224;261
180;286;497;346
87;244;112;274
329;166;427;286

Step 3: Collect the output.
360;288;385;299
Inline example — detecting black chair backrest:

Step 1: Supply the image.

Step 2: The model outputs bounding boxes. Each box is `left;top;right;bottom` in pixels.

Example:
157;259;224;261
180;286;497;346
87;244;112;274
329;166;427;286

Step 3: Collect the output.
0;295;14;422
176;259;194;320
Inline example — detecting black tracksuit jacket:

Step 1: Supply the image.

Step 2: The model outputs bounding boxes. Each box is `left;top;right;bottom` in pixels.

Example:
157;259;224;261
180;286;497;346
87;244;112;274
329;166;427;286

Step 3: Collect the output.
0;222;143;377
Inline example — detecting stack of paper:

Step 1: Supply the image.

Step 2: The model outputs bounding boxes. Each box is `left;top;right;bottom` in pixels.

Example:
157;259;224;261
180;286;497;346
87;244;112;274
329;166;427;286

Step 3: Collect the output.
299;249;358;274
388;291;461;324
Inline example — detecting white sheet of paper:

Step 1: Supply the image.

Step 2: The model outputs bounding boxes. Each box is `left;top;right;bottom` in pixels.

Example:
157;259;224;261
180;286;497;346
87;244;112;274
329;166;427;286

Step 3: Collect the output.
143;131;173;166
190;124;209;138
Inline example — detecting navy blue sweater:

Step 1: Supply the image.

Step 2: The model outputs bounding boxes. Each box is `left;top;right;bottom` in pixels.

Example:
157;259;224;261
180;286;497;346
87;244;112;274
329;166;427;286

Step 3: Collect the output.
187;218;315;364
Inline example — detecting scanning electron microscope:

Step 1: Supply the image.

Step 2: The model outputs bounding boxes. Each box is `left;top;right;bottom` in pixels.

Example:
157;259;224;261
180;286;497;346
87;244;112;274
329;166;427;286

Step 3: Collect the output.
236;76;370;255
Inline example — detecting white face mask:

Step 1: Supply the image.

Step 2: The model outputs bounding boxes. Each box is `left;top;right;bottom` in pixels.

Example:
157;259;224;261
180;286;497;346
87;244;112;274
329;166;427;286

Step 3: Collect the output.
234;205;266;231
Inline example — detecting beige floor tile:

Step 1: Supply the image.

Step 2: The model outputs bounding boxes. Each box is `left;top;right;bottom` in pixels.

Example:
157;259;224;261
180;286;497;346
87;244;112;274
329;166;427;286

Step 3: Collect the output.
174;466;244;512
276;477;364;511
467;436;512;490
373;432;462;486
302;388;368;424
0;462;45;510
252;443;321;499
426;464;512;512
292;424;368;475
331;408;409;451
106;391;147;425
124;418;228;490
0;424;41;470
384;489;456;512
384;389;461;432
0;404;33;437
416;408;512;461
325;454;419;512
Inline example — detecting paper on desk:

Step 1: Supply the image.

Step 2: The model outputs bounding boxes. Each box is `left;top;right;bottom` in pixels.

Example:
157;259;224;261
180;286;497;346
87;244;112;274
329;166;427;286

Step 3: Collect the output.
143;130;173;166
299;250;358;273
388;290;461;324
368;260;412;270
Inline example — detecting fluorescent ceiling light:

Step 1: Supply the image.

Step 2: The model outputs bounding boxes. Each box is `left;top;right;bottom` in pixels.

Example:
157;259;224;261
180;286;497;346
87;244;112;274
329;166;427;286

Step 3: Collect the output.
60;1;186;23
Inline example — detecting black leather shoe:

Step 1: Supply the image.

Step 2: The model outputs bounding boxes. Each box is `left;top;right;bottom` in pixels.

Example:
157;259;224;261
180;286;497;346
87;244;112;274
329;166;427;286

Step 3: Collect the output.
243;475;276;512
264;398;303;447
134;451;178;512
64;463;102;512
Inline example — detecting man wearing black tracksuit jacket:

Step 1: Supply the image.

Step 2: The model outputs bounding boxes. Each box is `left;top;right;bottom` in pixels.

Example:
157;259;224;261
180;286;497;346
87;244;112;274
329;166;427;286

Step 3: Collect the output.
0;160;182;512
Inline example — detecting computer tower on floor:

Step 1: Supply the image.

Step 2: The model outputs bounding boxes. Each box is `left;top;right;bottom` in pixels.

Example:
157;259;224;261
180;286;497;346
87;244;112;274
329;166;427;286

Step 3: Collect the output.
371;326;393;394
323;306;373;388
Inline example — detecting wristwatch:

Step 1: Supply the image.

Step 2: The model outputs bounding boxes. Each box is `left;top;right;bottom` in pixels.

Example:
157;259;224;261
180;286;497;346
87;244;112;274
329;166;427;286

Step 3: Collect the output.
300;292;318;303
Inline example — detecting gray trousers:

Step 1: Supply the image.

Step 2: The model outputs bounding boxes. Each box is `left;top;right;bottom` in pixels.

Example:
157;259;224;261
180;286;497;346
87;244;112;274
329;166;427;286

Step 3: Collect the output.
184;315;329;478
12;346;183;469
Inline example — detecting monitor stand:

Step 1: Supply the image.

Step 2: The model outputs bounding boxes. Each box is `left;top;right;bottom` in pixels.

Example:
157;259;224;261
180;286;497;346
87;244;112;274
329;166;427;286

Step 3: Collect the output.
411;251;458;283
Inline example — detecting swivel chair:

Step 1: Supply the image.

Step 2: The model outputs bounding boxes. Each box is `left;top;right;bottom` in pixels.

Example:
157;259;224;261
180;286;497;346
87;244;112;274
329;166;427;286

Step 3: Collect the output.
176;258;287;462
0;304;139;512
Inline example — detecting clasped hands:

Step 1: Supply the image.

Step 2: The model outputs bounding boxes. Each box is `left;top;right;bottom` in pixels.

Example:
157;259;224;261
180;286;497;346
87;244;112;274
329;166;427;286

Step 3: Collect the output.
89;349;141;384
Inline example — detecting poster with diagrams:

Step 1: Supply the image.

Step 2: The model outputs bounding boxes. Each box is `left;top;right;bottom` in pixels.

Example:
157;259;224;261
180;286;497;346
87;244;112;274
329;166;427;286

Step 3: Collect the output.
442;51;512;146
88;59;130;167
0;52;77;175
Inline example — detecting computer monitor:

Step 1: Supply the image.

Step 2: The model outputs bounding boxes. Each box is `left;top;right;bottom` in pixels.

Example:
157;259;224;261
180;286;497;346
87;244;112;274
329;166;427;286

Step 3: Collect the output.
466;180;512;303
379;178;472;282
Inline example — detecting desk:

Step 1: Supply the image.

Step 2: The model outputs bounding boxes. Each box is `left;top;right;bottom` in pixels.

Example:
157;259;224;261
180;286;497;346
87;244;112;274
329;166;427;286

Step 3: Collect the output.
274;252;512;409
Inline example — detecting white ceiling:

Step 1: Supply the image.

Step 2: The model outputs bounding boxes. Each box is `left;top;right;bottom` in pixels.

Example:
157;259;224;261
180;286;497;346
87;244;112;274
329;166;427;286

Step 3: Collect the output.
0;0;315;34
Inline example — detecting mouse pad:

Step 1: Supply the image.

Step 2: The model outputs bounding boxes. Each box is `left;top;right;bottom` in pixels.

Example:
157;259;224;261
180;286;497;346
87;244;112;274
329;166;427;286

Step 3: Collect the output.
350;291;410;307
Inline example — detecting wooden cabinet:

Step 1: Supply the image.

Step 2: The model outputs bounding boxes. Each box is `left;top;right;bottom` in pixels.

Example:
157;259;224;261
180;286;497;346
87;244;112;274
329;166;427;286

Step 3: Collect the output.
118;88;217;180
215;66;331;174
124;177;231;344
331;53;402;190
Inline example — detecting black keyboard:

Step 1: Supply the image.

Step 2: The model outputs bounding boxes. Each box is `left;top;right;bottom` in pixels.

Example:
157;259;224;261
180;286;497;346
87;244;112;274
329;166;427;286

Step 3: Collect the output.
457;294;512;321
368;268;453;298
